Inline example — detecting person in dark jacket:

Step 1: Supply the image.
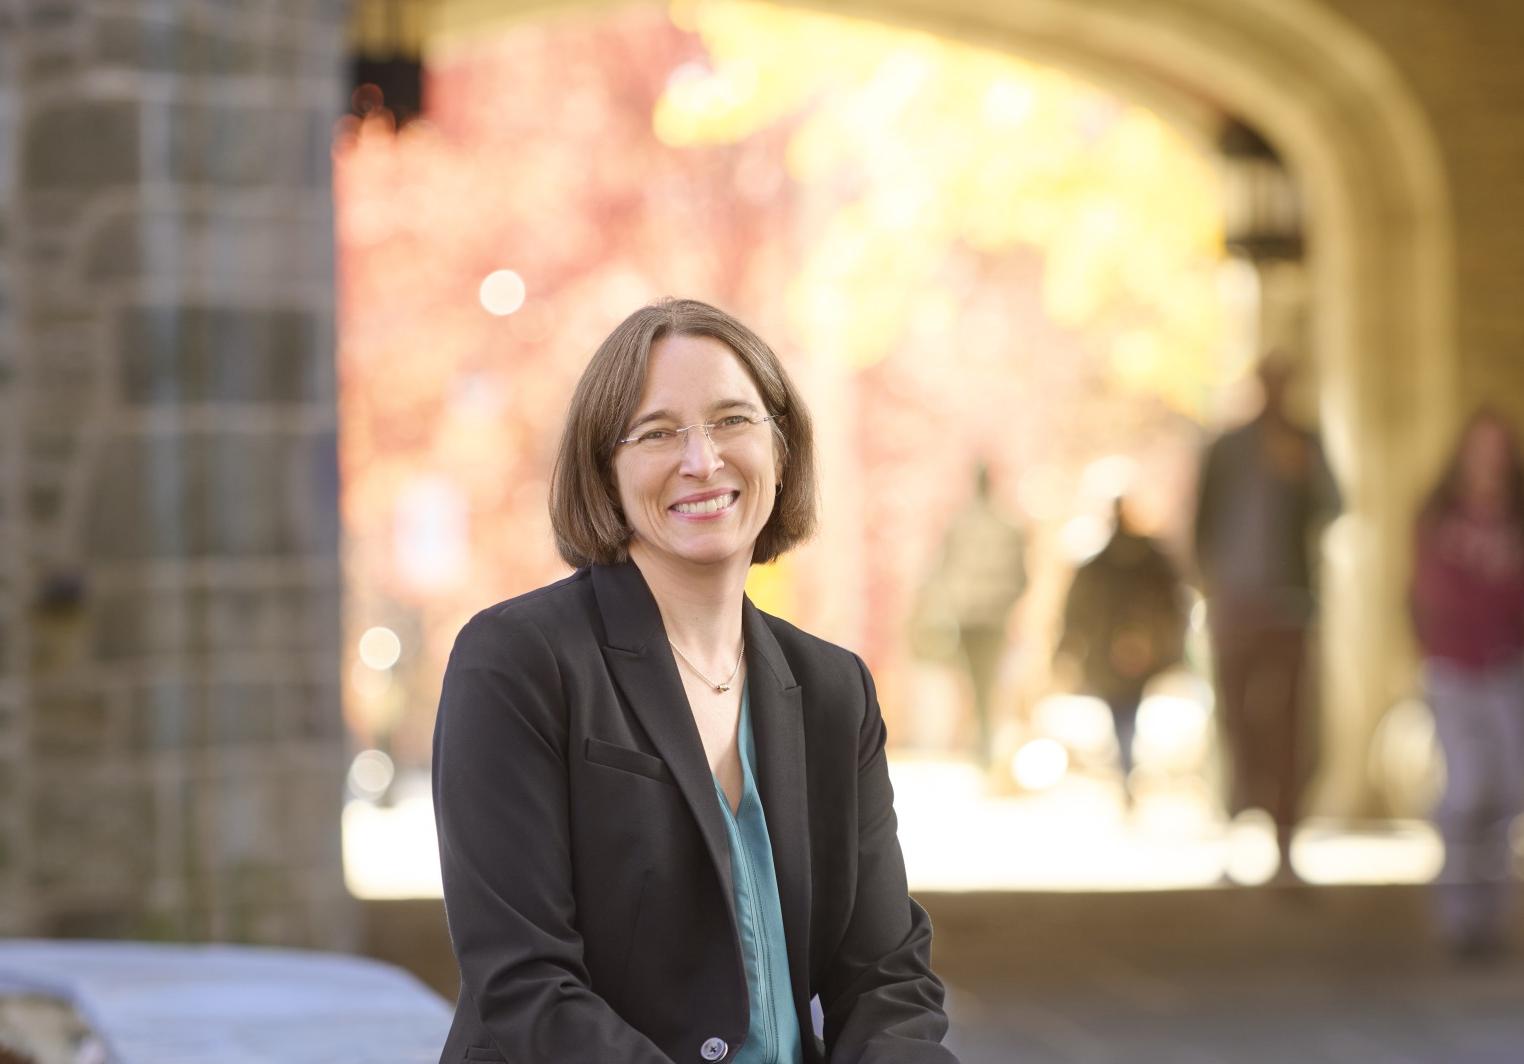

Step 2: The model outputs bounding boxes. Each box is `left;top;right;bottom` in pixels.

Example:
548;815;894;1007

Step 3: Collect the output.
432;298;958;1063
1411;408;1524;960
1193;352;1340;881
1057;496;1186;806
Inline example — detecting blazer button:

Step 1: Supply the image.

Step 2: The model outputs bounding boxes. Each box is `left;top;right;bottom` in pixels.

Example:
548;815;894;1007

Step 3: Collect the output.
699;1036;729;1061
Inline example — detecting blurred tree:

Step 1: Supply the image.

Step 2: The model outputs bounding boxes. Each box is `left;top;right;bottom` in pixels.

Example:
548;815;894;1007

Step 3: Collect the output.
333;0;1226;763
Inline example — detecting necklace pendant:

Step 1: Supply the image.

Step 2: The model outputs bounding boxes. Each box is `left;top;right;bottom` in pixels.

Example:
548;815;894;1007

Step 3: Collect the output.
716;683;731;693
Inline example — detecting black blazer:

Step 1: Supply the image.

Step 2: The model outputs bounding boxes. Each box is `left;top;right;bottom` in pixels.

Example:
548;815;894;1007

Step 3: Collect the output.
433;561;957;1064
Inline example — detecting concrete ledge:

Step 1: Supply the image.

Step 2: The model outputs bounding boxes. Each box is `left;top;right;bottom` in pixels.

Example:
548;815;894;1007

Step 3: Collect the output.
0;941;450;1064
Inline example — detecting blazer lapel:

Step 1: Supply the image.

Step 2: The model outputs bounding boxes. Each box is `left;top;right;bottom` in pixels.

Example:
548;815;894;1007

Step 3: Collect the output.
742;598;813;1007
591;563;736;906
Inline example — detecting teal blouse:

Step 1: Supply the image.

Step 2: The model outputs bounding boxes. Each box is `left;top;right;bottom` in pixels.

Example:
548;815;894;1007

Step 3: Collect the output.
712;687;804;1064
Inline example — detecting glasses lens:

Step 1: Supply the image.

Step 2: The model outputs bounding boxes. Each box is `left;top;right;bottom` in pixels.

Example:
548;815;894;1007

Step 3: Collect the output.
709;416;755;443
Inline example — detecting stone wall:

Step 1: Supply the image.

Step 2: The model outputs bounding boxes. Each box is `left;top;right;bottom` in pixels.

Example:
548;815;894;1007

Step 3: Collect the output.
1;0;352;946
1316;0;1524;412
0;0;26;937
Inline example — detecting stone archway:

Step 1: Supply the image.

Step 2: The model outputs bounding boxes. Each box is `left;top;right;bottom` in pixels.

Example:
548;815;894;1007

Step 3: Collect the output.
434;0;1456;815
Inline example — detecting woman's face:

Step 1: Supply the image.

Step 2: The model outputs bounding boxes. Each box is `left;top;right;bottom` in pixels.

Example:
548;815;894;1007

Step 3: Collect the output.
612;333;780;574
1460;418;1512;510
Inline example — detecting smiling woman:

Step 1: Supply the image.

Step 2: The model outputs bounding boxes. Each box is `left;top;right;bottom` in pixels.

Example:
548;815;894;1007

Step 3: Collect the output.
614;335;784;574
432;298;958;1064
548;301;817;572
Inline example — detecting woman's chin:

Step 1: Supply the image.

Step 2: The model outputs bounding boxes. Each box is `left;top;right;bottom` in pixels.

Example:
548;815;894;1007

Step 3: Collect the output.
658;533;753;569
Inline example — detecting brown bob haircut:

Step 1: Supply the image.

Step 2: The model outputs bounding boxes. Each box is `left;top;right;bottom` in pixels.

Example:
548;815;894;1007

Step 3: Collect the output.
549;298;817;569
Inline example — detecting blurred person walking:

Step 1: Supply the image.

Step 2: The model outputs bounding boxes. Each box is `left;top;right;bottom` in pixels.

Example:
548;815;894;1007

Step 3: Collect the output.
924;464;1027;770
1057;496;1187;807
1193;352;1341;882
1411;408;1524;960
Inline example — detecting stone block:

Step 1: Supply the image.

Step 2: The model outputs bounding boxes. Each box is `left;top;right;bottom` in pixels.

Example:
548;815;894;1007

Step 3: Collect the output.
304;109;337;187
39;906;140;940
88;426;340;561
79;211;143;281
94;586;189;660
23;100;140;188
281;430;341;556
279;764;344;867
94;14;264;79
84;204;332;286
28;343;95;403
127;679;201;751
27;425;76;464
191;586;262;654
22;2;78;31
30;686;110;757
119;303;328;405
198;763;287;868
86;433;200;560
285;584;343;654
26;478;62;524
32;768;155;890
167;102;312;188
203;432;285;555
199;430;339;557
29;587;90;677
210;682;278;746
191;584;339;658
279;681;345;743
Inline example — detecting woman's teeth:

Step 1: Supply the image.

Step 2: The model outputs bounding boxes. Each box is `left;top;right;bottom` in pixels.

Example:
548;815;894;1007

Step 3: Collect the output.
673;493;737;515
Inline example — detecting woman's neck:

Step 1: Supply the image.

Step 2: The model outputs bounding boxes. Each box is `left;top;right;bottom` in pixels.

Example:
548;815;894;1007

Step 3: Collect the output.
627;543;748;660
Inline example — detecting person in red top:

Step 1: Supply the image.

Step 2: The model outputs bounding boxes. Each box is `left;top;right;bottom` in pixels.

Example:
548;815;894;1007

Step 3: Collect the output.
1411;407;1524;960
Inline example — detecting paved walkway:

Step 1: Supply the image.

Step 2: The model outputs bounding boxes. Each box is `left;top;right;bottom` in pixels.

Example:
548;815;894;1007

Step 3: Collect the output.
362;883;1524;1063
8;888;1515;1062
927;886;1524;1064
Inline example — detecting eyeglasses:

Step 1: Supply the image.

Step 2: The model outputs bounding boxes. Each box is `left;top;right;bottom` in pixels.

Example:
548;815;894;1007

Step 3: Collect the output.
616;413;783;454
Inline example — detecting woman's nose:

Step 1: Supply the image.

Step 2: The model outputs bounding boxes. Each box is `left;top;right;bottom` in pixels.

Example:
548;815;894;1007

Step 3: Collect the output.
679;425;723;475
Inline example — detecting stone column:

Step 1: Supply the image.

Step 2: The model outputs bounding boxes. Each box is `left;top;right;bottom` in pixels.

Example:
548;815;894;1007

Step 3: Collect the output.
4;0;353;947
0;0;28;937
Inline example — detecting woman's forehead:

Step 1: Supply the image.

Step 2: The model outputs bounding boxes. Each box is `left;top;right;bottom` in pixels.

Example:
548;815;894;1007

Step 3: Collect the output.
635;334;763;408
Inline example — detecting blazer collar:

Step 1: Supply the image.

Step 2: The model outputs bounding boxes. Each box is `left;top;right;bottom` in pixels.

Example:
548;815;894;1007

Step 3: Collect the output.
742;597;812;1014
591;562;812;1004
592;563;735;907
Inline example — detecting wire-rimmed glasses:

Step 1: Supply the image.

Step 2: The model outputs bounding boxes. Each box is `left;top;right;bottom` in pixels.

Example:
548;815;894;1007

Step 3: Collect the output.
616;413;783;455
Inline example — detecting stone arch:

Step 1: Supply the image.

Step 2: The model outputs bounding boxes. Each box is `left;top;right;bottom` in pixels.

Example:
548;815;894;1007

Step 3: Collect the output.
434;0;1455;814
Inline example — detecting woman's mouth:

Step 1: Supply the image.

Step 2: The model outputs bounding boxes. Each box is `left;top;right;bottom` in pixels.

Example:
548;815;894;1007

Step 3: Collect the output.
671;491;739;516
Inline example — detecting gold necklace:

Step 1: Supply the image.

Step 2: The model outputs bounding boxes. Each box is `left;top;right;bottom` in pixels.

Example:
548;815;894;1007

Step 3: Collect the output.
668;638;745;693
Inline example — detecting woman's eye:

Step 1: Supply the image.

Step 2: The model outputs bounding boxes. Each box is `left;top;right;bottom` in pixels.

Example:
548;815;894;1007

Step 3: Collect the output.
716;415;750;428
640;429;675;443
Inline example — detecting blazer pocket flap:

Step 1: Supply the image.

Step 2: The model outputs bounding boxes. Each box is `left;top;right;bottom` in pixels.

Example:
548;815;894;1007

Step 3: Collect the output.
463;1048;505;1061
584;736;675;784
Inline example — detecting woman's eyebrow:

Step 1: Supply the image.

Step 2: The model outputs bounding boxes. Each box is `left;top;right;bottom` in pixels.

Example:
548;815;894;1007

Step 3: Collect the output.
625;409;675;431
626;399;760;430
710;398;761;414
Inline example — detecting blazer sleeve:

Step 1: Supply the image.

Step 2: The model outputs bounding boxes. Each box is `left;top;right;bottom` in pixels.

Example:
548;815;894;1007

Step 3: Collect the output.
432;611;673;1063
818;654;960;1063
